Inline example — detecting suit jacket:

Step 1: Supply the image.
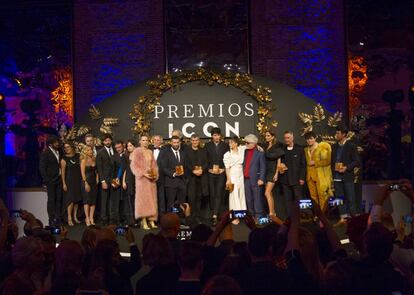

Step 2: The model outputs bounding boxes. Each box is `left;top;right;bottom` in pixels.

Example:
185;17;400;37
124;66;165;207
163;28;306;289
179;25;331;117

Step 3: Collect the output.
185;147;209;197
39;147;62;184
161;147;187;188
243;148;266;184
279;144;306;186
331;141;360;182
112;152;126;180
96;147;115;183
205;141;229;170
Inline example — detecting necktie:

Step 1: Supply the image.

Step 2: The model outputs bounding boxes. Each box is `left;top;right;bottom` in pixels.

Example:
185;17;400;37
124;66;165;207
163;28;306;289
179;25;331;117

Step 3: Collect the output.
175;151;179;162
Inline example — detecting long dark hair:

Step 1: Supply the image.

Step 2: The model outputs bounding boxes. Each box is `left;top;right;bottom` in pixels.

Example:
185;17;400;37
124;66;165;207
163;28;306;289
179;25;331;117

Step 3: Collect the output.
265;131;277;148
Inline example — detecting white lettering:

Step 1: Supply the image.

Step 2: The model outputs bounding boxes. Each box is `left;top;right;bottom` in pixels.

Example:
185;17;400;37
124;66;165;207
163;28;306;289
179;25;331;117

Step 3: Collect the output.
198;104;214;118
225;122;239;137
168;123;174;137
203;122;218;137
244;103;254;117
154;105;164;119
168;105;179;118
182;122;195;137
228;103;241;117
183;104;194;118
218;103;224;118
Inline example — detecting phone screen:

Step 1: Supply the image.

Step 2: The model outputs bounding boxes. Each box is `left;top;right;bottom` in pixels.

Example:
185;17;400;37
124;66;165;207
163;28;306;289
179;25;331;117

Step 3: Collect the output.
258;216;270;225
115;226;127;236
299;199;313;210
231;210;247;219
10;210;21;218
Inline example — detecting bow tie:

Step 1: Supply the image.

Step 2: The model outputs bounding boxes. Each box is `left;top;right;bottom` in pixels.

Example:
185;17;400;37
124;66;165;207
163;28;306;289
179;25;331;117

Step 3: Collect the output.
154;147;160;150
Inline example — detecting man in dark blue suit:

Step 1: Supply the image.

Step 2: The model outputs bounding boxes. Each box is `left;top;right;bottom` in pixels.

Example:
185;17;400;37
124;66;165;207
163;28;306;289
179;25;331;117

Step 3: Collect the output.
243;134;266;218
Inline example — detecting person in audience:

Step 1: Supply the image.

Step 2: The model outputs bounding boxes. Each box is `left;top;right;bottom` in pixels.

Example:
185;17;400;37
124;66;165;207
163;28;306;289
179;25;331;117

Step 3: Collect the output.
51;240;85;295
61;141;82;226
223;136;247;225
39;135;63;225
202;275;242;295
130;134;159;230
173;240;204;294
185;133;209;224
304;131;333;212
331;126;360;226
159;212;181;255
160;135;187;212
96;134;115;225
81;145;98;226
279;131;306;216
243;134;266;219
81;225;101;276
122;139;137;226
1;236;46;294
205;127;229;226
136;233;179;295
263;131;285;217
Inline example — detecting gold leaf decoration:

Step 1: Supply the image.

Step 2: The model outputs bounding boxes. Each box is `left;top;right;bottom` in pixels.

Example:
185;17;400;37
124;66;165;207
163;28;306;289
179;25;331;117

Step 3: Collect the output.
299;113;314;125
327;112;343;127
66;126;77;140
103;117;120;126
100;125;112;134
313;104;325;122
89;104;102;120
76;125;91;137
301;125;313;136
130;68;277;137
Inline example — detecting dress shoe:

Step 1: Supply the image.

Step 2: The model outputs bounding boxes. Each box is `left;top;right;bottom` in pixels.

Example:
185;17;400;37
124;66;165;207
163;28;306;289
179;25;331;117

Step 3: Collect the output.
149;221;158;229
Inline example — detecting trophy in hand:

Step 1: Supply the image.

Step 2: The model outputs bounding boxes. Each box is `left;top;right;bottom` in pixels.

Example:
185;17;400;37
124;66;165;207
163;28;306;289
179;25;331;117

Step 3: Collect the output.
226;182;235;193
111;178;121;188
175;165;184;176
194;165;203;176
335;162;344;172
278;163;288;174
212;164;220;174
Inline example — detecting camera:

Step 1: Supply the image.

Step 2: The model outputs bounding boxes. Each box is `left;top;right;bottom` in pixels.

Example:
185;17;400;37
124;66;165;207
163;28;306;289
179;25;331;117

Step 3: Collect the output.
299;199;313;210
328;197;344;207
45;226;61;235
115;226;128;236
389;184;400;191
171;204;185;218
258;216;271;225
10;210;21;218
230;210;247;219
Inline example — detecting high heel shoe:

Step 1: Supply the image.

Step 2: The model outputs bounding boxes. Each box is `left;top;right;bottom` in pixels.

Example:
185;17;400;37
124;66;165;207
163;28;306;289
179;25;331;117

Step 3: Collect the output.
85;218;91;227
74;214;81;224
141;219;150;230
68;219;74;227
90;218;95;225
149;221;158;229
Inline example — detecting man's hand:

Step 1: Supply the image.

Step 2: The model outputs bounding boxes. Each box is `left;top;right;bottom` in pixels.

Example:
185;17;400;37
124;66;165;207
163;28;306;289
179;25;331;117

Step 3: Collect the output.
20;210;37;226
375;185;391;206
125;227;135;244
180;203;191;217
218;169;225;174
244;213;257;230
102;181;109;190
257;145;264;152
257;179;264;186
299;180;305;186
192;170;202;176
339;166;347;173
217;211;231;229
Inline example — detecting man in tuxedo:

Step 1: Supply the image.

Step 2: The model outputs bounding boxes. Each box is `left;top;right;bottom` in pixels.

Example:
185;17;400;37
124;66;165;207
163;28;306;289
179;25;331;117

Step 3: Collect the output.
331;126;360;225
205;127;229;226
161;136;187;210
112;140;125;224
39;135;63;225
96;134;115;224
150;135;166;216
279;131;306;216
243;134;266;218
85;133;100;157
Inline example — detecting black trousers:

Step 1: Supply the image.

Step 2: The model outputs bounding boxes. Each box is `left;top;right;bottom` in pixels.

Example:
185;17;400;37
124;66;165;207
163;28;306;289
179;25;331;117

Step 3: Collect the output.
110;187;122;223
46;180;63;225
281;183;303;216
188;177;202;221
157;180;166;216
100;186;119;223
208;173;226;216
165;181;187;210
123;191;135;225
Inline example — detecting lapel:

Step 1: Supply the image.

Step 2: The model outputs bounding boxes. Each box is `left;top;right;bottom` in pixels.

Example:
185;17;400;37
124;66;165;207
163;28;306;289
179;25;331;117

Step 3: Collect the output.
251;148;259;165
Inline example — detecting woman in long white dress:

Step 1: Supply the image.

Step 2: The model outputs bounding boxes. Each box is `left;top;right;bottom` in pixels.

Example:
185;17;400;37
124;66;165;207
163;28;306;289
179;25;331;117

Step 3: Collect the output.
223;136;247;224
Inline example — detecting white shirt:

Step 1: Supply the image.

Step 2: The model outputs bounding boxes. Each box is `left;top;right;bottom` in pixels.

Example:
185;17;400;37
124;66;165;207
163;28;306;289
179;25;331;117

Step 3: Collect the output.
105;146;114;157
171;147;180;162
153;147;161;161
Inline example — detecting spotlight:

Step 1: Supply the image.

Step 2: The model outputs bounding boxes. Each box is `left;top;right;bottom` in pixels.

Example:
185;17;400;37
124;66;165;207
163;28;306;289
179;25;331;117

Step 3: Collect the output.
359;42;365;46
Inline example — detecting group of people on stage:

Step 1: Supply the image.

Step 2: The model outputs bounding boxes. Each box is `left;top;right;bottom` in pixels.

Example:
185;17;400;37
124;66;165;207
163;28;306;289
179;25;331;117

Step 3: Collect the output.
39;125;360;228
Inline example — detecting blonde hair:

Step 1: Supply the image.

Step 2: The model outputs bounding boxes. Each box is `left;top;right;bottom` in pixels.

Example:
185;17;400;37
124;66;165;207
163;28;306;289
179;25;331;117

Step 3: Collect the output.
80;145;94;161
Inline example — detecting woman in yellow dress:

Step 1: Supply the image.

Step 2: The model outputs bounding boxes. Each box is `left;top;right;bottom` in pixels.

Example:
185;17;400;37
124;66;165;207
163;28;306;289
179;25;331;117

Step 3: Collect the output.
304;131;333;211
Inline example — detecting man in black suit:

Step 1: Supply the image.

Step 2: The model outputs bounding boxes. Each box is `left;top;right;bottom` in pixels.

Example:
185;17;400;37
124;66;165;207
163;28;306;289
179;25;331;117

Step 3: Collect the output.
331;126;360;225
96;134;115;224
112;140;125;224
150;134;166;216
39;135;63;225
85;133;101;157
279;131;306;216
161;136;187;210
205;127;229;225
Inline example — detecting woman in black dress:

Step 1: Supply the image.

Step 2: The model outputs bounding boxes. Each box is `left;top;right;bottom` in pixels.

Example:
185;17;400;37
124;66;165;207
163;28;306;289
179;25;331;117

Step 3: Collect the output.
122;139;137;226
61;142;82;226
263;131;284;216
81;146;98;226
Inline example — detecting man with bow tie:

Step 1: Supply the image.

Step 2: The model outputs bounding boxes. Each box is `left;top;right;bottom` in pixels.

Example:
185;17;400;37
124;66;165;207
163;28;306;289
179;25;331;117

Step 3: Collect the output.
40;135;63;225
149;135;165;216
96;134;115;224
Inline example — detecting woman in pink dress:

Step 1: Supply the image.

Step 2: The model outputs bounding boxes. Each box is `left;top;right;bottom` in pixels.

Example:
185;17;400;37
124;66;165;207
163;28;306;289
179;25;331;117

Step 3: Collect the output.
130;135;158;230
